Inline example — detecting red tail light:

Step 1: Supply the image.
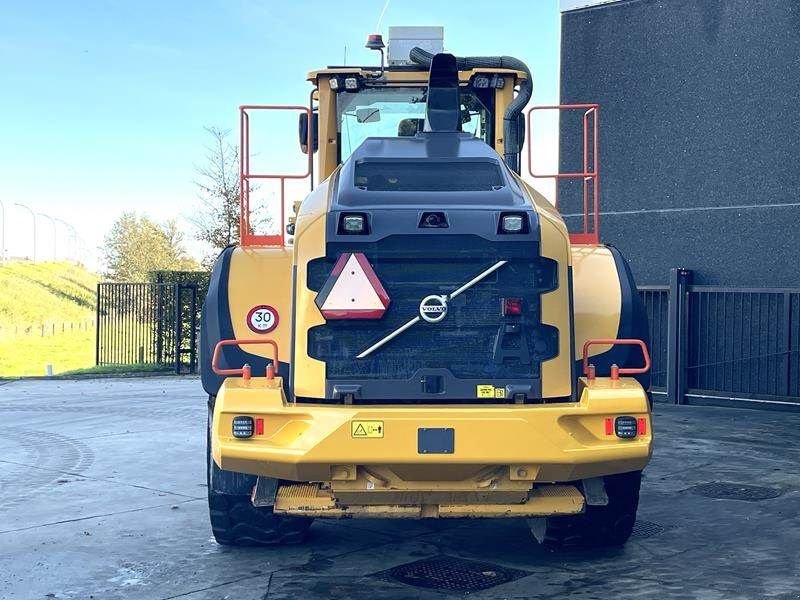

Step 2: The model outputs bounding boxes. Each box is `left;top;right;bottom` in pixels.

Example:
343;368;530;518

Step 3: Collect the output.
502;297;523;316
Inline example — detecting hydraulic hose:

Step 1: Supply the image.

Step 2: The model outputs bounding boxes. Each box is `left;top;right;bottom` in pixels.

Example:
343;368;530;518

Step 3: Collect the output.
409;46;532;173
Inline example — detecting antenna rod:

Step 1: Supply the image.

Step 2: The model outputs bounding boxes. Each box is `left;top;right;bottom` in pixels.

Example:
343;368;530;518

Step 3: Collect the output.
375;0;390;32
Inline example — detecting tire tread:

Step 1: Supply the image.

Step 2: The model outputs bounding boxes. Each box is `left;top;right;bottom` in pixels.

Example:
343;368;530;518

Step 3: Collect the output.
531;471;642;550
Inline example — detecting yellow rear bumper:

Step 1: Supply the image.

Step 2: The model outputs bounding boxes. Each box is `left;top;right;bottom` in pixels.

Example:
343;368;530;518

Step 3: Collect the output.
211;377;652;484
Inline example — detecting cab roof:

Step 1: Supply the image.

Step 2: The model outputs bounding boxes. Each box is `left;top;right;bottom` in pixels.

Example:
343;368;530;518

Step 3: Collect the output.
306;66;527;83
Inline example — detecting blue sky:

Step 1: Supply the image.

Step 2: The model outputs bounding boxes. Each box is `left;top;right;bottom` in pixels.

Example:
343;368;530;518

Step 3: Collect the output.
0;0;560;268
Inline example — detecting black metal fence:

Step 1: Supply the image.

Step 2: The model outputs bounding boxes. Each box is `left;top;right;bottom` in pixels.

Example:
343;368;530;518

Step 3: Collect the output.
639;269;800;410
95;282;198;373
639;286;669;389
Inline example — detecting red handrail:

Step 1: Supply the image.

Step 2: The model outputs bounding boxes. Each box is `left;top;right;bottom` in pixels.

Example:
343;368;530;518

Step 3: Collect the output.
582;339;650;380
526;104;600;245
212;339;279;381
239;105;313;247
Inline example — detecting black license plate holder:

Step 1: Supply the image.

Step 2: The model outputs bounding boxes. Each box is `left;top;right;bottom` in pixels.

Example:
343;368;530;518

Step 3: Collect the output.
417;427;454;454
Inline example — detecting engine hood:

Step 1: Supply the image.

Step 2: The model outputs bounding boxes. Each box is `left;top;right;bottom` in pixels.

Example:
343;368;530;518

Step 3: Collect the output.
332;133;530;210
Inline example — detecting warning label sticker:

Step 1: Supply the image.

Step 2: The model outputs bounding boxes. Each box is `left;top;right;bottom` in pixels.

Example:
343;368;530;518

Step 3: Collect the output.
476;385;494;399
476;385;507;399
351;420;384;438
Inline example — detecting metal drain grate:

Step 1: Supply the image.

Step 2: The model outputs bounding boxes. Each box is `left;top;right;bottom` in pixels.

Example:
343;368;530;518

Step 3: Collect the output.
631;519;664;539
689;481;782;501
375;555;530;593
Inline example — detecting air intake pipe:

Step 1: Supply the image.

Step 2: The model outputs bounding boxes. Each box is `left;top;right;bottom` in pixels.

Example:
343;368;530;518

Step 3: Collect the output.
409;46;532;174
424;53;460;133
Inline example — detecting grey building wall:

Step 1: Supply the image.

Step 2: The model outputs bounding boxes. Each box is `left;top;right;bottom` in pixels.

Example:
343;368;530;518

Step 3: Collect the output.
559;0;800;286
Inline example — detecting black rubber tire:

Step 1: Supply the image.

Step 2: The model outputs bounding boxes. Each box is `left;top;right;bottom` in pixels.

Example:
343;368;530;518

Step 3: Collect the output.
208;492;312;546
529;471;642;550
206;400;312;546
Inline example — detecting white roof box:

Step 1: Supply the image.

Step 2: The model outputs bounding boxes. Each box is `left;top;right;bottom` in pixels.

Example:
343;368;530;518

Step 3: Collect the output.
387;26;444;66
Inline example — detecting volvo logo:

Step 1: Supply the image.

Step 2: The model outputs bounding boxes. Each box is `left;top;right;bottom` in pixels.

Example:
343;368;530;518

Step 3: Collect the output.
419;295;448;323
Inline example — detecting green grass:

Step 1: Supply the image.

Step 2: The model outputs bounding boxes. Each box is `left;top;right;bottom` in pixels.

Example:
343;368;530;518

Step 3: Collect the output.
0;260;99;377
0;328;97;377
0;261;97;328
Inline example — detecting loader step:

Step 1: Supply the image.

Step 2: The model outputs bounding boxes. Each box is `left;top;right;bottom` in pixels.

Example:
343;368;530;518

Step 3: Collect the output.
272;483;585;518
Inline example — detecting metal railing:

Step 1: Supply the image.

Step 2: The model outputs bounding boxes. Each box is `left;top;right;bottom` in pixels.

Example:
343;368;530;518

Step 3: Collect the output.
527;104;600;245
239;105;313;247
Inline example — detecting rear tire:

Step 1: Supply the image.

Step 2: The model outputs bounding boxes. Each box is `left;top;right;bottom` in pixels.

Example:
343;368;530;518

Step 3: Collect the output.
208;492;311;546
207;401;311;546
529;471;641;549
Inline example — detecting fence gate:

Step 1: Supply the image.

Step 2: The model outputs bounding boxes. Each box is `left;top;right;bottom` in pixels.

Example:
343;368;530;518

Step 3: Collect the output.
95;282;199;373
640;269;800;411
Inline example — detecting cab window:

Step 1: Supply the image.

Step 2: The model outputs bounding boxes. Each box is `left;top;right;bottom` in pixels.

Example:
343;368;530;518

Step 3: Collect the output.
336;86;493;162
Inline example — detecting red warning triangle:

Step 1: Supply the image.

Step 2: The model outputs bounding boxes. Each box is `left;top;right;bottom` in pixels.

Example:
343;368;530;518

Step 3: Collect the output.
315;253;390;319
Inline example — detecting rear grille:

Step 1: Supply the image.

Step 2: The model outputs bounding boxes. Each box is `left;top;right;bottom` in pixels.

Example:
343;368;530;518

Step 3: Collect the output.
307;235;558;383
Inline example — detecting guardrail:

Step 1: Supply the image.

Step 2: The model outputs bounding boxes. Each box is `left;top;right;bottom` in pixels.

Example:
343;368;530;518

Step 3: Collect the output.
582;338;651;380
212;338;279;381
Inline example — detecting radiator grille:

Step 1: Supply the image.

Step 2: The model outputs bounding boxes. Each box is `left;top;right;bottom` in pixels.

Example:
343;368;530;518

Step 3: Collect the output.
307;235;558;382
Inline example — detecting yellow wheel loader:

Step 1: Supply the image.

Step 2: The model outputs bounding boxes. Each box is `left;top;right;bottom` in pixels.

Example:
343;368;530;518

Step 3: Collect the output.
201;31;652;549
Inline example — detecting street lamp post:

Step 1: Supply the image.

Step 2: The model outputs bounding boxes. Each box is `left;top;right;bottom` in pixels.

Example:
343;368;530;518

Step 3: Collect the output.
38;213;57;261
14;203;37;262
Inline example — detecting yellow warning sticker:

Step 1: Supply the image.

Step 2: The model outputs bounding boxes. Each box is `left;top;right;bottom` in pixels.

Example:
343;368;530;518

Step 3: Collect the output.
351;420;384;438
476;385;495;399
477;385;507;399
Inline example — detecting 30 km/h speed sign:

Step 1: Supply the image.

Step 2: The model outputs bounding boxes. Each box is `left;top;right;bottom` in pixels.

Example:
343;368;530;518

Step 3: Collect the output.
246;305;279;334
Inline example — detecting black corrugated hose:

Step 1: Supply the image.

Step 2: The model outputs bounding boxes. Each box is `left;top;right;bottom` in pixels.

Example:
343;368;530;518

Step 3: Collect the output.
409;46;532;174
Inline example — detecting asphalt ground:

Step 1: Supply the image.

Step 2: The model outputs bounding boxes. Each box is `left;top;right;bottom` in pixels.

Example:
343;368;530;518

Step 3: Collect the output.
0;377;798;600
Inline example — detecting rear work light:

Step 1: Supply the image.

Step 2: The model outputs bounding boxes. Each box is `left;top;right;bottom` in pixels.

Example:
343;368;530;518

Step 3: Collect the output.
329;76;363;92
498;213;528;234
502;297;523;316
614;416;638;439
472;75;490;89
232;416;254;439
339;213;368;235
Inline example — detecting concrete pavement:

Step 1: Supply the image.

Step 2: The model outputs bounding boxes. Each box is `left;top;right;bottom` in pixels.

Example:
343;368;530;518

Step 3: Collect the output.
0;377;798;599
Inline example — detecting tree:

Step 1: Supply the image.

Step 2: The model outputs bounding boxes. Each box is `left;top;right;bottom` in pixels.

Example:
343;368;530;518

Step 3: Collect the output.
192;127;241;258
102;212;198;281
192;126;273;268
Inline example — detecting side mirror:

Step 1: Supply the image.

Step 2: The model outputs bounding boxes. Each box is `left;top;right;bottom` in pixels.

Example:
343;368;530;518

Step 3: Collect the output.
298;112;319;154
355;108;381;123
